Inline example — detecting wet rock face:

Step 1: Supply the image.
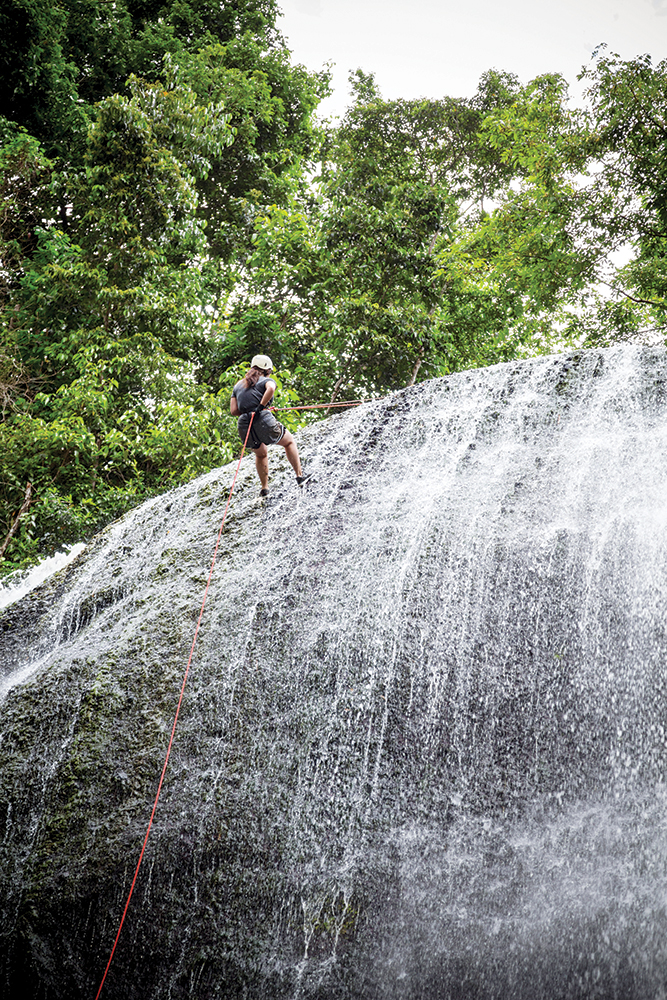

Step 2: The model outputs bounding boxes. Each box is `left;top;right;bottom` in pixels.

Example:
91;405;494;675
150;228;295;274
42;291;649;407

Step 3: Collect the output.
3;345;667;999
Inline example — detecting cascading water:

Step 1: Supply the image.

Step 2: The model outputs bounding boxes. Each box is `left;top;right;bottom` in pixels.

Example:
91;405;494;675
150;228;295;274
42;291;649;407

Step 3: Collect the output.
0;543;86;613
2;345;667;1000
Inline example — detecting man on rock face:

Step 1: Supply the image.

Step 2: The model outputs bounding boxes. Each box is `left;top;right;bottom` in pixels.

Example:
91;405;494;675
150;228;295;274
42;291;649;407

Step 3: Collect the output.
230;354;309;496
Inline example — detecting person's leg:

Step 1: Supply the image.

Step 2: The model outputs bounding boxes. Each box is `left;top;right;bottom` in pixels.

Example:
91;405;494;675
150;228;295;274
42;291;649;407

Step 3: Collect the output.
254;444;269;488
280;431;302;477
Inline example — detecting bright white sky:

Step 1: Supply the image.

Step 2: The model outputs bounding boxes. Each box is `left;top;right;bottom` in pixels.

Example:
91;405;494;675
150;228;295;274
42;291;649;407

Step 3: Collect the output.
277;0;667;116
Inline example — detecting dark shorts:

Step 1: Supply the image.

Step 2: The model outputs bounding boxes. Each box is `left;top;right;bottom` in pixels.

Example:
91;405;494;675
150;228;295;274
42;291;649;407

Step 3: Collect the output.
238;411;286;450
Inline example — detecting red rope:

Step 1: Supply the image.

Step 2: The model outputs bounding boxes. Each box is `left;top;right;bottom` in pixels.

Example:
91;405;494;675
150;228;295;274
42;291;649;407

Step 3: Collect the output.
94;414;257;1000
94;396;369;994
270;399;368;412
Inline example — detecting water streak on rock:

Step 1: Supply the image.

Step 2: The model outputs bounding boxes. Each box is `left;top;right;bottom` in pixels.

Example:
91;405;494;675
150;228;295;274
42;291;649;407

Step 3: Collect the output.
1;345;667;998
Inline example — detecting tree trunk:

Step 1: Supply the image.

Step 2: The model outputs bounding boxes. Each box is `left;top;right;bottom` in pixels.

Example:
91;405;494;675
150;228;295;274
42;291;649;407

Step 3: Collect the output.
407;346;425;387
330;372;346;405
0;483;33;560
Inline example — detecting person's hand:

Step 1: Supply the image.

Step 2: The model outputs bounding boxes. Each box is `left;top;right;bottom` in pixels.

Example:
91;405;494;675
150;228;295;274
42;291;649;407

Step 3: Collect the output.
254;403;265;414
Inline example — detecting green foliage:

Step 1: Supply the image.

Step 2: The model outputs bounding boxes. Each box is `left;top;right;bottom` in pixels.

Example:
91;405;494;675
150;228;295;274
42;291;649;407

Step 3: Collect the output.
0;0;284;159
430;76;593;358
0;0;333;572
230;69;547;401
168;37;330;289
578;49;667;332
455;54;667;349
3;17;667;574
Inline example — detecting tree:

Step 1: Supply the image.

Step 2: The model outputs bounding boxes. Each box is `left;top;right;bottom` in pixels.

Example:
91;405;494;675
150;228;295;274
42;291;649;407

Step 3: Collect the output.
0;73;238;566
6;18;667;572
0;0;330;570
452;54;667;350
438;73;599;357
575;49;667;341
231;68;536;404
0;0;284;159
169;38;329;299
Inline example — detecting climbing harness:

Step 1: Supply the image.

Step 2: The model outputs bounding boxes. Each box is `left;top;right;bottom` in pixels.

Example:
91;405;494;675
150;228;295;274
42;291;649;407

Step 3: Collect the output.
94;395;372;996
94;415;258;999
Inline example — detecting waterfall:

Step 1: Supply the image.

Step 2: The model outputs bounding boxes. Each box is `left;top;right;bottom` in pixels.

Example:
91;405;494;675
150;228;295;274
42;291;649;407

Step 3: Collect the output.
1;345;667;999
0;543;86;613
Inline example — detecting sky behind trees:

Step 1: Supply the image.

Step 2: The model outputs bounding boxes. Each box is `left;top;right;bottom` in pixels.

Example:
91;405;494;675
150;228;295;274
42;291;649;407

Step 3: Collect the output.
278;0;667;114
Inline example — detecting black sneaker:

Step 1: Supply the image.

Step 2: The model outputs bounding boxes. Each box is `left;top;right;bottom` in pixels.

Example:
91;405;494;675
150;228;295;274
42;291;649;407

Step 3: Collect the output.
260;488;270;497
296;474;311;487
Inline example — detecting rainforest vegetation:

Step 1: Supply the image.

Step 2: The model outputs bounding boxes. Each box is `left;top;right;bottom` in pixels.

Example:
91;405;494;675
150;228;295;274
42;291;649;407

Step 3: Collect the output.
1;0;666;570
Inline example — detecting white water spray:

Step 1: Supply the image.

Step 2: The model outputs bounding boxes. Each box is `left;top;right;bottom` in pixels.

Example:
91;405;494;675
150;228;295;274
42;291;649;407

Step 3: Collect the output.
0;544;87;611
2;345;667;999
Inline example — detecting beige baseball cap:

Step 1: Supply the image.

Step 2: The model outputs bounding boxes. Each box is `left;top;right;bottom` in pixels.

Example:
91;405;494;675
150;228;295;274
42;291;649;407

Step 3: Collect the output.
251;354;273;370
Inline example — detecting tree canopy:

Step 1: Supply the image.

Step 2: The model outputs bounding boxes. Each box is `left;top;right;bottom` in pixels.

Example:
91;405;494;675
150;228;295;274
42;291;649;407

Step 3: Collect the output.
1;8;666;570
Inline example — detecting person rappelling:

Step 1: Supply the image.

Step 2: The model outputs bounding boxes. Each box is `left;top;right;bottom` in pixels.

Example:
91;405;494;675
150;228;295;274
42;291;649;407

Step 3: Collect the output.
230;354;310;496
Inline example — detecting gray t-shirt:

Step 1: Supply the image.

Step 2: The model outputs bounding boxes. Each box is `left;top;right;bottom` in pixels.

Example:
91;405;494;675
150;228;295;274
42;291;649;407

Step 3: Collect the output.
232;377;276;414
